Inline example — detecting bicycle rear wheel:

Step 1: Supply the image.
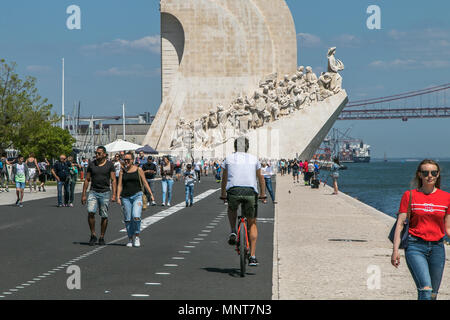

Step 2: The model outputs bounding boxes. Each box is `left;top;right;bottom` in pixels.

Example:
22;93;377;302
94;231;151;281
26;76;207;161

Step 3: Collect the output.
239;220;247;277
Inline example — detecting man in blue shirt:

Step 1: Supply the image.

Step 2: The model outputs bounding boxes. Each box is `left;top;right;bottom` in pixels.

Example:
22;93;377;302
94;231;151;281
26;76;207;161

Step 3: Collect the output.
51;154;70;207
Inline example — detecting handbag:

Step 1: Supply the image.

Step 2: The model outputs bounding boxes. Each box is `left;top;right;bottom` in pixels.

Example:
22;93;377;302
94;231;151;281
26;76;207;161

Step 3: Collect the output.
388;189;413;249
137;170;148;211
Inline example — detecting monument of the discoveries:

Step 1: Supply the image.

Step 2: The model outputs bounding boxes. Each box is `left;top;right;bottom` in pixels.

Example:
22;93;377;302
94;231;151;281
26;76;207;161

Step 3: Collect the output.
143;0;348;160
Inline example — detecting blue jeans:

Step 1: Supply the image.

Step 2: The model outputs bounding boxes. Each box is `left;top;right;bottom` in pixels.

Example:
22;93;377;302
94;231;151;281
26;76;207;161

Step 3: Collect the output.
264;177;275;202
405;235;446;300
185;184;194;204
121;192;143;238
161;179;174;204
57;180;70;205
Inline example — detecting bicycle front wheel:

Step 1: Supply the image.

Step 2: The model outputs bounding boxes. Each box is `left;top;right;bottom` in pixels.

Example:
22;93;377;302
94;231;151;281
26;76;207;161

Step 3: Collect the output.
239;221;247;277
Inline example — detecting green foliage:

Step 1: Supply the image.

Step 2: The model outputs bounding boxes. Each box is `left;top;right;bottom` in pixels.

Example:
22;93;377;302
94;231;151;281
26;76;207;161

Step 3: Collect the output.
0;58;73;158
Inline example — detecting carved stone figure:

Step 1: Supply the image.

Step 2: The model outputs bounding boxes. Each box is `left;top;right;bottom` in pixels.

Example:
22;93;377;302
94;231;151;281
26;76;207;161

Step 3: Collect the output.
326;47;344;93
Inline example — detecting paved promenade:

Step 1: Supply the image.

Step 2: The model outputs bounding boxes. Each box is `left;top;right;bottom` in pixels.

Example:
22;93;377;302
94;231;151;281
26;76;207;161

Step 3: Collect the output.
272;174;450;300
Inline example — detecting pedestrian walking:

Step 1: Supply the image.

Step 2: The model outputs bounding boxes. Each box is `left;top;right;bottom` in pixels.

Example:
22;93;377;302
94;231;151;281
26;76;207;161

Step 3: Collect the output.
174;158;182;181
142;156;157;206
262;161;277;204
184;164;196;207
81;146;117;246
391;159;450;300
11;155;28;207
113;153;122;188
194;159;202;183
135;151;146;168
160;156;174;206
0;153;11;192
38;158;50;192
68;156;79;207
51;155;70;207
26;153;40;193
302;159;309;185
117;152;154;248
291;159;300;183
80;157;89;181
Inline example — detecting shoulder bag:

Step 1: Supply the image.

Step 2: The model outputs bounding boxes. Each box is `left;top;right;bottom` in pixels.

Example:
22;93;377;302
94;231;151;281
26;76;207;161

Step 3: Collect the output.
388;189;413;249
137;169;148;211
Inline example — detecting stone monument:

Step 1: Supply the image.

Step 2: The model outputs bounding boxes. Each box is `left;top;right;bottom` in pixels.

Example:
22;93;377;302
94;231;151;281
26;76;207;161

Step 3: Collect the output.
143;0;348;160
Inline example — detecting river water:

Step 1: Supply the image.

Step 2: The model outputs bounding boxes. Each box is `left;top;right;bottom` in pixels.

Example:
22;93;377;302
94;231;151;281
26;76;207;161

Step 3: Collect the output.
322;159;450;218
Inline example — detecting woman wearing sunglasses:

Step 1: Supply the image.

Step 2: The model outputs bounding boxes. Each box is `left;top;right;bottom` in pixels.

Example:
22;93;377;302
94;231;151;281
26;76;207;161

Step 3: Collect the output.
117;152;154;248
391;159;450;300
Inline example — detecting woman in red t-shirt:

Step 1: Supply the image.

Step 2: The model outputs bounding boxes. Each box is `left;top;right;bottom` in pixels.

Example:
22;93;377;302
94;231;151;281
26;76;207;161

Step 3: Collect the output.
391;159;450;300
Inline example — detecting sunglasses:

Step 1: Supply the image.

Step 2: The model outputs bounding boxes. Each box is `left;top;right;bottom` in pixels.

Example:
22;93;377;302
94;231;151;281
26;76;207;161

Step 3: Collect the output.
95;152;103;155
124;159;132;162
420;170;439;177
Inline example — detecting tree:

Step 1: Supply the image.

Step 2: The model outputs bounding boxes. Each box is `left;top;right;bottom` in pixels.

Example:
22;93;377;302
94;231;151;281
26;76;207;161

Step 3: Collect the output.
15;122;75;160
0;58;72;158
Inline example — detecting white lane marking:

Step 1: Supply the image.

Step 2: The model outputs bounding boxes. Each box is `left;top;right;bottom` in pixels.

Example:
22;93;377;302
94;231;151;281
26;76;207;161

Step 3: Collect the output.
201;230;211;233
198;234;208;236
145;283;161;286
2;188;222;297
120;189;220;233
3;292;12;295
184;246;195;248
9;289;18;292
206;226;214;229
178;251;190;253
190;241;200;243
131;294;149;297
194;238;204;240
155;272;171;275
164;264;178;267
172;257;184;260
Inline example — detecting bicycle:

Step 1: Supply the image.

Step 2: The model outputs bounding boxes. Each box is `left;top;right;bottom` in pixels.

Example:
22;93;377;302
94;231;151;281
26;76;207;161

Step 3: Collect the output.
221;195;267;277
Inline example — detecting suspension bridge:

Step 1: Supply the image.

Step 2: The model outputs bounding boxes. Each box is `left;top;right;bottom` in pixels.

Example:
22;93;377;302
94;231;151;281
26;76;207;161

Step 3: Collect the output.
338;83;450;121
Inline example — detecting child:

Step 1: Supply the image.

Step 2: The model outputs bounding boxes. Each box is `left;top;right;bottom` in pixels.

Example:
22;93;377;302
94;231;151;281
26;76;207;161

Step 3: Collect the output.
184;164;196;207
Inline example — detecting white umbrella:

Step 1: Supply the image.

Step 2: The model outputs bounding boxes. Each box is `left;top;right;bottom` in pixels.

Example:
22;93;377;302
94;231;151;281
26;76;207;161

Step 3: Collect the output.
104;139;143;153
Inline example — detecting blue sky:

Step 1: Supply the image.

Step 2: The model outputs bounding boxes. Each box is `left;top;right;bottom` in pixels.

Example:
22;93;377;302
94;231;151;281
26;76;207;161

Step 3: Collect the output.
1;0;449;158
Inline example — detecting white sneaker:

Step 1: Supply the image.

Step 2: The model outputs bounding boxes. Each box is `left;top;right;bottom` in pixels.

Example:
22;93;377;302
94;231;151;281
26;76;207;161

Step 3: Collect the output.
134;236;141;247
126;238;133;247
167;202;171;206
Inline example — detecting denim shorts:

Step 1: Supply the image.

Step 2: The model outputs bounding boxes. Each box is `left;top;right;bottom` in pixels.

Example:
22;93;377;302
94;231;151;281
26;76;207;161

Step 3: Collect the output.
87;191;111;218
15;182;26;189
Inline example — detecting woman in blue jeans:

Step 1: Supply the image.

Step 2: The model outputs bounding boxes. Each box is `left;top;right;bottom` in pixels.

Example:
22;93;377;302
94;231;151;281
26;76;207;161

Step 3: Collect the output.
117;152;154;248
160;156;174;206
391;159;450;300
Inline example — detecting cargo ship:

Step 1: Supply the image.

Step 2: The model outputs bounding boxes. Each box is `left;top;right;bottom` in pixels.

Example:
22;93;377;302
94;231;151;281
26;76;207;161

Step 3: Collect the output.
338;141;370;163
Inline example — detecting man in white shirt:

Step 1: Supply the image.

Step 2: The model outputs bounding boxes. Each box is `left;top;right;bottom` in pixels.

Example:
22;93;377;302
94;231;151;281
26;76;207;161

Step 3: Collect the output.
220;137;266;267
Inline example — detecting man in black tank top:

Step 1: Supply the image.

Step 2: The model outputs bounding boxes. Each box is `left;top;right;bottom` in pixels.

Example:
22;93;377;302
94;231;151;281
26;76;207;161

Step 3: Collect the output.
81;146;116;246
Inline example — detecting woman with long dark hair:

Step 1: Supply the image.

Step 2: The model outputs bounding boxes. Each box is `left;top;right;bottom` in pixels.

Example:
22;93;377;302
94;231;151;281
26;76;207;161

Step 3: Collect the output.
117;152;154;248
391;159;450;300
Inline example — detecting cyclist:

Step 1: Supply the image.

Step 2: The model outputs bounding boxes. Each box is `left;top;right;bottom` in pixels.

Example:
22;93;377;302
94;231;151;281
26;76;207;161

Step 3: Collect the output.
220;136;267;267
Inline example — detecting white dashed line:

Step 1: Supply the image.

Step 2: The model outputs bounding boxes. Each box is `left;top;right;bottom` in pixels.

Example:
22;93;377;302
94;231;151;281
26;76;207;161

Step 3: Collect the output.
184;246;195;248
164;264;178;267
131;294;149;297
178;251;190;253
172;257;185;260
145;283;161;286
155;272;171;275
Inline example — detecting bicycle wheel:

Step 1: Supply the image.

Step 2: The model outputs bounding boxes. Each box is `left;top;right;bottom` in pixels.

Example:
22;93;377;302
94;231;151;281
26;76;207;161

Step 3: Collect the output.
239;220;247;277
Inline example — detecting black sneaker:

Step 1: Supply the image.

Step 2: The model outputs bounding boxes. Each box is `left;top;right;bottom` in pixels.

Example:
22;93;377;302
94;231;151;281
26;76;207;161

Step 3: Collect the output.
228;233;237;245
89;235;97;246
248;256;259;266
98;238;106;246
